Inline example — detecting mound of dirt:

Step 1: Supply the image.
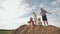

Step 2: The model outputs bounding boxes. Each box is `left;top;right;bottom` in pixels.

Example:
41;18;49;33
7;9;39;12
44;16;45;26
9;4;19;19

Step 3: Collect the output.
14;25;60;34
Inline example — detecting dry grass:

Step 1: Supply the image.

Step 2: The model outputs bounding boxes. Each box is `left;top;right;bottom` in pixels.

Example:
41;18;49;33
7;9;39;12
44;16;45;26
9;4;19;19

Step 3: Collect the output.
13;25;60;34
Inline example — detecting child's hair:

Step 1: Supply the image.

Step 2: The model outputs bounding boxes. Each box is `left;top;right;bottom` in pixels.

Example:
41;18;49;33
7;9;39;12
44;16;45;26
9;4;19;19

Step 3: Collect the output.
38;18;41;21
40;8;44;11
32;11;36;16
30;17;33;19
33;11;35;14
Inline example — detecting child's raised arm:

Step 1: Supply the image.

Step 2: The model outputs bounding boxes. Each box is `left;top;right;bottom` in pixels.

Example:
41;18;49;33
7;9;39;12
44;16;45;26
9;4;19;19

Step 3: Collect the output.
46;11;52;15
40;12;43;16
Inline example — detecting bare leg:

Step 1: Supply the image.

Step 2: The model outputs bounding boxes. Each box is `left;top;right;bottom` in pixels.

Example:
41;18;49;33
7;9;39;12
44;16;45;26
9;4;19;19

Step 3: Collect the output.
46;21;48;26
40;22;42;25
35;21;36;25
43;21;46;26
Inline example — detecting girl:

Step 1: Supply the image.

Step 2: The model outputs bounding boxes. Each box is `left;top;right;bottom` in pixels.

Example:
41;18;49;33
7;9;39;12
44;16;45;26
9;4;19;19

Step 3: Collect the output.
32;11;37;25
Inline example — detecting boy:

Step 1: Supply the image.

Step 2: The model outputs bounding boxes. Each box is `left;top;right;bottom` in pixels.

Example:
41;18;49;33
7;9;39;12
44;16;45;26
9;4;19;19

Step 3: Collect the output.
27;17;34;27
32;11;37;25
37;17;42;25
40;8;51;26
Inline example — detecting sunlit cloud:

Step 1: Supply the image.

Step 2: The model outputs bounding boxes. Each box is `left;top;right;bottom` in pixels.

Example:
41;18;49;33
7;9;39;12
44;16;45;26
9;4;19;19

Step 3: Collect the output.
40;4;44;8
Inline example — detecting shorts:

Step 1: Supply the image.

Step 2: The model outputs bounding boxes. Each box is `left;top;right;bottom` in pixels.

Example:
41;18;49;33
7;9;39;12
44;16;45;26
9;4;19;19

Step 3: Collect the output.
42;15;47;21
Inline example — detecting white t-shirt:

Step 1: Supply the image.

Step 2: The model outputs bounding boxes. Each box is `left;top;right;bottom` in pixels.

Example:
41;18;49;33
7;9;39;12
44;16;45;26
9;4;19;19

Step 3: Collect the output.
36;21;42;25
33;15;37;24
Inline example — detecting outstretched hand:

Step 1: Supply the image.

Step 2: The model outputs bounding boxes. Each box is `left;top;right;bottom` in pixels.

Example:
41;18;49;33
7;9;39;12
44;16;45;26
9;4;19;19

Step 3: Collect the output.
47;12;52;15
49;13;52;15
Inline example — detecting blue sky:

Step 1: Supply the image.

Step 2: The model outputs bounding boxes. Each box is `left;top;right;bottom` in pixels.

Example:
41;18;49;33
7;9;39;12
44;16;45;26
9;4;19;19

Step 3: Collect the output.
20;0;56;18
0;0;60;30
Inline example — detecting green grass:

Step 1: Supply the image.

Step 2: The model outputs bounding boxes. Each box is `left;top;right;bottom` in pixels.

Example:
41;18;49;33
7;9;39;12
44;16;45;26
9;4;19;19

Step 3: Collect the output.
0;31;9;34
0;30;13;34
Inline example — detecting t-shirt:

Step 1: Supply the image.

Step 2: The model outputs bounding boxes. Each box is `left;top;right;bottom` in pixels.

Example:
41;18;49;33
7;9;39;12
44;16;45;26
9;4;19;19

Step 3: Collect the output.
36;20;42;25
33;15;37;23
40;10;47;16
28;20;34;25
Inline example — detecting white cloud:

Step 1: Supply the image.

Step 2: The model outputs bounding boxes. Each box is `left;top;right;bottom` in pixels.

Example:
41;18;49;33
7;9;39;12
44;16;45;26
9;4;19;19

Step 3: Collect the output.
56;0;60;2
0;0;36;29
50;0;60;16
0;0;7;4
48;17;60;28
0;17;29;30
50;0;60;8
0;0;32;19
40;4;44;8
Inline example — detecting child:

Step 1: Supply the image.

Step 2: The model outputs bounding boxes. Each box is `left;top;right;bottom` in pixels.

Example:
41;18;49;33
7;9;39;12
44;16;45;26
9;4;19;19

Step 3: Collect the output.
32;11;37;25
27;17;34;27
37;17;42;25
40;8;51;26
